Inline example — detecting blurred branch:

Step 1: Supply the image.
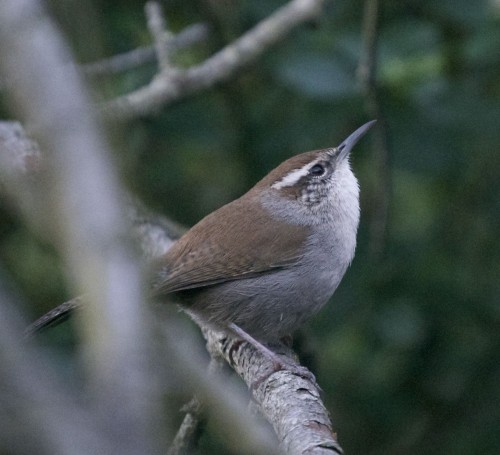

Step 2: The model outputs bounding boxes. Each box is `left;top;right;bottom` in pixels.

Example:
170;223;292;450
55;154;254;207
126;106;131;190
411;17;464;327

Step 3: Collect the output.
168;396;205;455
357;0;391;260
158;312;280;454
126;195;186;256
0;1;162;453
102;0;326;119
145;1;174;72
0;272;124;454
82;23;209;77
0;121;46;230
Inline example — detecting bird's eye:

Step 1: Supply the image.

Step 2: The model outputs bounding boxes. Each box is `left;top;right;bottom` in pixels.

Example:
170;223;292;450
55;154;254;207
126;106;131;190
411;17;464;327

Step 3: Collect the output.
309;163;326;176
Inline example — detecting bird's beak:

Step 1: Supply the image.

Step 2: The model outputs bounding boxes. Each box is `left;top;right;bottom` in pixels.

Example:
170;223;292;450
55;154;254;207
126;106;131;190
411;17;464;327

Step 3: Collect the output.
337;120;376;161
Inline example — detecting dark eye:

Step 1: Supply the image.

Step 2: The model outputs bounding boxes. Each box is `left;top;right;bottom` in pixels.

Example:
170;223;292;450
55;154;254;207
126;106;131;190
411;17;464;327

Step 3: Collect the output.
310;163;326;176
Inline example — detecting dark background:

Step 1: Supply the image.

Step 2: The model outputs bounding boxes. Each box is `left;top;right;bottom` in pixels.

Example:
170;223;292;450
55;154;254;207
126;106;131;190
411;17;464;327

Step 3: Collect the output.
1;0;499;453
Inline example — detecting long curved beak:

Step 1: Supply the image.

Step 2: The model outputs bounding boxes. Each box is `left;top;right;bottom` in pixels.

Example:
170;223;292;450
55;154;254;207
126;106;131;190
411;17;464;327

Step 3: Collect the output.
337;120;376;161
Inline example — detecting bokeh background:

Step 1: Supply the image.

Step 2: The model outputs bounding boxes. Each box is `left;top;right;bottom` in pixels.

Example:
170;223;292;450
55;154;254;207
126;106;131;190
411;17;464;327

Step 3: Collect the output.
1;0;499;453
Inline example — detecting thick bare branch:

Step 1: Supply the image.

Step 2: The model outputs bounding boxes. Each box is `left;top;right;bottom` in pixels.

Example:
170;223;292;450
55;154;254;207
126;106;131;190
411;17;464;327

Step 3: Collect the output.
102;0;326;119
205;329;343;454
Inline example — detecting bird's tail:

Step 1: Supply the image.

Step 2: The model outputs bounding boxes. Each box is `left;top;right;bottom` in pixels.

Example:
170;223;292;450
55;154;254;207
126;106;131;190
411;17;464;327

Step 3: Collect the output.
24;296;83;338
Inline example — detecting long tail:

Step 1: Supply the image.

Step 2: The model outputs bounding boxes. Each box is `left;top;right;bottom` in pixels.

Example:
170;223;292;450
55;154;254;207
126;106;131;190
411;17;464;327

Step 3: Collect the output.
25;296;83;338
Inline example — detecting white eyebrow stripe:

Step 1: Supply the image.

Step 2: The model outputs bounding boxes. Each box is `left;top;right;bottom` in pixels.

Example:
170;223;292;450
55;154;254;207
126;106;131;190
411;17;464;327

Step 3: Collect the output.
271;159;319;190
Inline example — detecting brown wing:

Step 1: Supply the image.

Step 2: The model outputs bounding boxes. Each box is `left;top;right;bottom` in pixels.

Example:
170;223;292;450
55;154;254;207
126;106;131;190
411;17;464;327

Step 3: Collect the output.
152;195;309;296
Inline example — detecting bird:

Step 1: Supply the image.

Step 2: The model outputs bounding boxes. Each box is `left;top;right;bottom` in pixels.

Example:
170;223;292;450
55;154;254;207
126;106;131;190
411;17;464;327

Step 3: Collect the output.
27;121;375;354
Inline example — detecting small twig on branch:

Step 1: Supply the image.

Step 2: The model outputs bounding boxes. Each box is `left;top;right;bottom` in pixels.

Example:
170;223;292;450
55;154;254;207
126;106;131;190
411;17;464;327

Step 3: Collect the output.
357;0;391;260
81;23;209;77
102;0;326;119
168;396;205;455
145;1;174;72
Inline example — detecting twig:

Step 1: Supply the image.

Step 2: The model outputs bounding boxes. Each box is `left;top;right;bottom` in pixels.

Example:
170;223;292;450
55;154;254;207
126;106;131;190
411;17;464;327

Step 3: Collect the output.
102;0;326;119
168;397;205;455
145;1;173;72
357;0;391;260
81;23;209;77
167;355;230;454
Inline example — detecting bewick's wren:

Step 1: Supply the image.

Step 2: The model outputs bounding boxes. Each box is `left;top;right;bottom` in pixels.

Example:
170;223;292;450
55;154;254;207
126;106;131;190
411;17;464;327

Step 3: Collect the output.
27;121;374;344
152;121;375;342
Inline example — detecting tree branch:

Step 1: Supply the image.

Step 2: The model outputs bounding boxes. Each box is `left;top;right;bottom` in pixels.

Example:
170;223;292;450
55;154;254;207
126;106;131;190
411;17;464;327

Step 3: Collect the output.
82;23;209;77
167;396;205;455
102;0;326;119
204;329;343;454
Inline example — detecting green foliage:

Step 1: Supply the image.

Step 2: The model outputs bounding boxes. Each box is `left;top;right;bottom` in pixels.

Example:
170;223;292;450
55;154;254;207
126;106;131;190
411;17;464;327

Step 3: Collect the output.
2;0;500;453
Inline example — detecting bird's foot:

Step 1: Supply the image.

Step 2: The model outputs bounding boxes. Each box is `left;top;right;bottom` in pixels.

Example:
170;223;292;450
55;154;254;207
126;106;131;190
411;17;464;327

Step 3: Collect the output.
228;323;317;389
